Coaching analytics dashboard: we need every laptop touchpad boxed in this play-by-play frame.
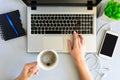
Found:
[43,36,63,51]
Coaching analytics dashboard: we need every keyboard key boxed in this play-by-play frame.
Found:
[45,31,61,34]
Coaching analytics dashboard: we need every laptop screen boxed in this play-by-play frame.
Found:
[24,0,98,6]
[37,0,95,4]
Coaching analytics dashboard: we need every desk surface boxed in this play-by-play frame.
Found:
[0,0,120,80]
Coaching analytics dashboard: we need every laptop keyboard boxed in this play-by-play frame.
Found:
[31,14,93,34]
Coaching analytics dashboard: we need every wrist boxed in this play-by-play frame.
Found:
[16,75,29,80]
[75,54,85,63]
[76,58,85,64]
[75,57,88,71]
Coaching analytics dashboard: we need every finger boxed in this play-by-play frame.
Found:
[34,69,40,76]
[28,65,39,77]
[73,31,79,48]
[28,70,36,78]
[24,62,38,74]
[68,40,72,52]
[34,67,40,75]
[34,68,40,74]
[34,72,39,76]
[79,35,85,45]
[25,62,37,68]
[78,35,81,48]
[27,62,37,66]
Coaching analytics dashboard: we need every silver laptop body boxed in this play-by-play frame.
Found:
[24,0,101,53]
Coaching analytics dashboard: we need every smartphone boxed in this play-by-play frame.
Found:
[99,31,118,59]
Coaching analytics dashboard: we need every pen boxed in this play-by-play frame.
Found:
[5,14,19,36]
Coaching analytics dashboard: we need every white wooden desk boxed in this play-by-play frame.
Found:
[0,0,120,80]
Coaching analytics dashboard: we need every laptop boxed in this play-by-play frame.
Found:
[22,0,101,53]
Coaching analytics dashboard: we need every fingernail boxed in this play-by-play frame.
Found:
[74,31,76,34]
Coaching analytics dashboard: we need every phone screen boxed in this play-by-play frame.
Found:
[100,33,118,57]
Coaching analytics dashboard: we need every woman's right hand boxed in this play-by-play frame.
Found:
[67,31,85,63]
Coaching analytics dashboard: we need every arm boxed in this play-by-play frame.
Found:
[16,62,40,80]
[68,31,94,80]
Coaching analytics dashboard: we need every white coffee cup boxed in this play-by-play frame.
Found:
[37,49,58,70]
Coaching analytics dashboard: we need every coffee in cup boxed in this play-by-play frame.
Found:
[37,49,58,70]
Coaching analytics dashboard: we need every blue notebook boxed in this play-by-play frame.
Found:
[0,10,26,41]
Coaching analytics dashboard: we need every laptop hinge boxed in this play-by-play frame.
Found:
[87,0,93,10]
[31,1,37,10]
